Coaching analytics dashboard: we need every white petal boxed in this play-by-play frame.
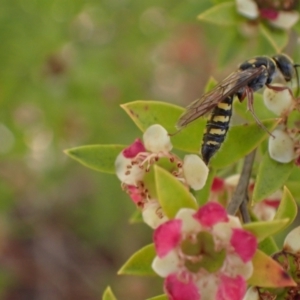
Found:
[152,250,180,277]
[196,274,218,300]
[115,152,145,185]
[263,84,294,116]
[236,0,259,19]
[176,208,202,233]
[213,216,242,243]
[268,129,295,163]
[252,202,276,221]
[269,11,299,30]
[143,124,172,153]
[183,154,209,190]
[142,201,168,229]
[224,174,240,188]
[284,226,300,254]
[243,287,260,300]
[225,254,254,279]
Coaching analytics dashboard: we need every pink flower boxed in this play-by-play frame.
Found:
[152,203,257,300]
[115,124,209,229]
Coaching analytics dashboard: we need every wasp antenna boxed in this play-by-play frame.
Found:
[294,64,300,97]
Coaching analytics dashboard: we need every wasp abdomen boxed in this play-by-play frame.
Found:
[201,96,233,164]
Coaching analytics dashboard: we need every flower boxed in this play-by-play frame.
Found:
[115,124,209,229]
[152,202,257,300]
[268,128,296,163]
[236,0,299,30]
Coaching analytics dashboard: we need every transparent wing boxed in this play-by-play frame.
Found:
[177,65,266,129]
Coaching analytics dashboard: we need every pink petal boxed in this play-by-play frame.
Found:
[230,228,257,263]
[122,138,146,158]
[216,275,246,300]
[260,8,279,20]
[193,202,229,227]
[164,273,201,300]
[263,199,280,208]
[127,185,143,204]
[153,219,182,258]
[211,177,225,192]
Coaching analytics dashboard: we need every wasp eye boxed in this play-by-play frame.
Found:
[273,54,294,81]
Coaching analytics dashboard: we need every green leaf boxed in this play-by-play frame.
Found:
[286,167,300,201]
[259,23,289,53]
[243,219,290,242]
[65,145,125,174]
[248,249,296,287]
[154,165,198,218]
[252,153,294,203]
[121,101,205,153]
[197,2,240,26]
[102,287,117,300]
[274,187,297,228]
[118,244,156,276]
[259,236,279,256]
[129,210,143,224]
[210,119,279,168]
[146,295,168,300]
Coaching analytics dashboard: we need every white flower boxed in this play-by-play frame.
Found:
[268,129,295,163]
[263,84,294,116]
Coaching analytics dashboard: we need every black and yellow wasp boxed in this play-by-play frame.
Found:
[176,54,299,165]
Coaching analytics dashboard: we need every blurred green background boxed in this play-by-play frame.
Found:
[0,1,216,299]
[1,0,299,299]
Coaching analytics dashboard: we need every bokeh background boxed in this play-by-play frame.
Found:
[1,1,300,299]
[0,1,215,299]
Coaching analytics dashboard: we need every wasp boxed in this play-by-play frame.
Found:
[176,54,300,165]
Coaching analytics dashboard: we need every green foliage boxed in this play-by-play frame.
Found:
[146,295,168,300]
[118,244,157,276]
[253,153,294,203]
[102,287,117,300]
[249,250,295,287]
[65,145,125,174]
[154,165,197,218]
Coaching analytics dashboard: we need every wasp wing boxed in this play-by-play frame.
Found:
[177,65,266,129]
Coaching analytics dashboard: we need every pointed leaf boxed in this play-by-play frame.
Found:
[248,249,296,287]
[259,23,289,53]
[121,101,205,153]
[154,165,198,218]
[252,153,293,203]
[65,145,125,174]
[243,219,290,242]
[147,295,168,300]
[274,187,297,228]
[118,244,156,276]
[259,236,279,256]
[102,287,117,300]
[129,210,143,224]
[197,2,241,26]
[210,119,279,168]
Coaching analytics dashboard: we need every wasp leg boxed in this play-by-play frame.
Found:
[245,86,275,137]
[266,84,294,97]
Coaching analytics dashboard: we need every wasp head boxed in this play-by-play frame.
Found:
[272,53,295,82]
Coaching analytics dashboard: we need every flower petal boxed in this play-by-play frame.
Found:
[153,219,182,258]
[268,129,295,163]
[143,124,172,153]
[230,228,257,263]
[216,275,246,300]
[152,250,180,278]
[164,273,201,300]
[123,138,146,158]
[176,208,202,233]
[243,287,259,300]
[142,201,168,229]
[225,254,254,280]
[236,0,259,19]
[211,177,225,192]
[183,154,209,190]
[284,226,300,254]
[269,11,299,30]
[212,216,242,243]
[115,152,145,185]
[194,202,229,227]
